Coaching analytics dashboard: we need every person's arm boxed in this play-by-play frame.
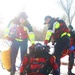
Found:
[49,55,58,70]
[20,56,28,75]
[44,21,60,45]
[4,22,16,41]
[26,21,35,45]
[4,20,13,38]
[44,29,53,45]
[49,55,60,75]
[4,27,10,38]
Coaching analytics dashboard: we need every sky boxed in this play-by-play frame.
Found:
[0,0,75,30]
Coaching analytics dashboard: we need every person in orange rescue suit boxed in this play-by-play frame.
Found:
[20,43,60,75]
[67,25,75,75]
[44,16,70,74]
[4,12,35,75]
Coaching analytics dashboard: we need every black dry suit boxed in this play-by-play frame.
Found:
[46,18,70,73]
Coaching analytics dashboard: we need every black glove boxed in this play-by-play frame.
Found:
[43,45,50,52]
[20,73,24,75]
[53,69,60,75]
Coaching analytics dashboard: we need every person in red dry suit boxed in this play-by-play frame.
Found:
[20,43,60,75]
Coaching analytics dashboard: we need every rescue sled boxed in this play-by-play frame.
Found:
[0,39,12,71]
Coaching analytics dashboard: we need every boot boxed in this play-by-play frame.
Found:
[68,71,75,75]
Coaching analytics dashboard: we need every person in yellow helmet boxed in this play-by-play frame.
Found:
[44,16,70,74]
[4,12,35,75]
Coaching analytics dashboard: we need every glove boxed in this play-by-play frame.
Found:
[20,73,24,75]
[69,46,75,51]
[53,69,60,75]
[44,40,49,45]
[29,44,35,51]
[43,45,50,52]
[52,41,55,45]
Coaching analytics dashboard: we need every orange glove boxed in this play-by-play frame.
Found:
[44,40,49,45]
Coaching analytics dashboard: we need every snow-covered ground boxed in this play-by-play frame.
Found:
[60,55,75,75]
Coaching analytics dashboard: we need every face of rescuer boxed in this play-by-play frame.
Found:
[44,16,52,27]
[45,17,51,24]
[18,12,28,24]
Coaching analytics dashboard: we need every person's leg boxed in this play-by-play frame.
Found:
[54,36,70,74]
[68,51,75,75]
[20,38,28,62]
[54,45,61,67]
[10,40,19,75]
[54,43,63,74]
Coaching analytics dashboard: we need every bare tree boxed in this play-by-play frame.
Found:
[57,0,75,26]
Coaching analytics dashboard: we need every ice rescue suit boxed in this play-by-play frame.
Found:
[44,18,70,73]
[5,20,35,74]
[20,47,59,75]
